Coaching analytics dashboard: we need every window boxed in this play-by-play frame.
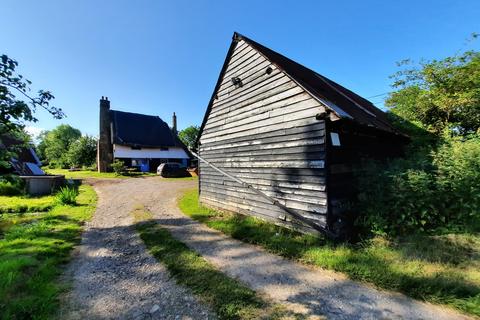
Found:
[330,132,341,146]
[160,147,169,151]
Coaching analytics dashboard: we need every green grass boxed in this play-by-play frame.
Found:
[44,168,156,179]
[0,185,97,320]
[132,206,300,320]
[0,194,56,214]
[179,188,480,317]
[161,176,198,181]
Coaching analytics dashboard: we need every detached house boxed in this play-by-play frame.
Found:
[197,33,408,238]
[97,97,190,172]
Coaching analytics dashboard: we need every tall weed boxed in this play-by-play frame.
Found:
[55,186,78,205]
[357,134,480,236]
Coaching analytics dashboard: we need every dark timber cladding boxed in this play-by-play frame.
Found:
[197,32,408,236]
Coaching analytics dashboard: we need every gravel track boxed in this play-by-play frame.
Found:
[59,178,216,320]
[62,177,471,320]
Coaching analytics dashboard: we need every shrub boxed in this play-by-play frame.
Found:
[55,186,78,205]
[0,176,24,196]
[357,134,480,236]
[110,159,126,176]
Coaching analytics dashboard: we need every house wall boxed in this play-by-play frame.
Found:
[113,144,189,159]
[198,39,328,233]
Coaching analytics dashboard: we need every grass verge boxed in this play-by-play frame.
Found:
[44,168,156,179]
[0,185,97,319]
[179,188,480,317]
[132,205,300,320]
[0,194,56,213]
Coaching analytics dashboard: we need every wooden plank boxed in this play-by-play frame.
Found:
[229,40,250,59]
[199,197,326,233]
[200,188,327,215]
[199,165,326,177]
[224,46,256,74]
[199,170,326,185]
[204,152,326,163]
[210,74,295,116]
[200,191,325,220]
[222,51,264,83]
[206,97,321,133]
[200,183,327,206]
[200,144,325,158]
[200,122,326,149]
[200,179,326,198]
[216,67,282,101]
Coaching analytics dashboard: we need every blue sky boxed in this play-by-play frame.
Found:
[2,0,479,138]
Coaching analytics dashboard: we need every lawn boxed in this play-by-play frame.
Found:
[44,168,156,179]
[0,185,97,319]
[44,168,198,181]
[178,188,480,317]
[132,205,298,320]
[0,194,56,213]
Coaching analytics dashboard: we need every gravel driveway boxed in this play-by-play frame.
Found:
[61,177,471,320]
[59,178,215,320]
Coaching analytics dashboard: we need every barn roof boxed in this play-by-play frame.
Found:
[198,32,402,144]
[109,110,183,148]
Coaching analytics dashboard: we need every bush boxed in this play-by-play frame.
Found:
[110,159,126,176]
[357,134,480,236]
[0,176,24,196]
[55,186,78,205]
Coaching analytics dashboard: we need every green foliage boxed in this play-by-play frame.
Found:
[65,135,97,168]
[110,159,126,175]
[0,54,64,135]
[133,206,291,320]
[40,124,81,168]
[178,188,480,317]
[0,185,96,319]
[0,194,55,214]
[178,125,199,150]
[386,47,480,135]
[0,175,24,196]
[55,186,78,205]
[357,134,480,236]
[0,54,64,171]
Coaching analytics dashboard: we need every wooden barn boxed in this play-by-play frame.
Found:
[197,33,408,238]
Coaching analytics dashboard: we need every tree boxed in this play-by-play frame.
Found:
[0,54,64,135]
[40,124,81,168]
[386,47,480,136]
[0,54,64,169]
[178,125,199,149]
[66,135,97,168]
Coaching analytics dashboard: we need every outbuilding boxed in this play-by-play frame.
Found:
[197,33,408,238]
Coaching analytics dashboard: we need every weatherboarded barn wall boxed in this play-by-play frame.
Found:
[198,39,328,232]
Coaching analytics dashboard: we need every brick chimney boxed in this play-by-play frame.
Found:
[172,112,177,135]
[97,96,113,172]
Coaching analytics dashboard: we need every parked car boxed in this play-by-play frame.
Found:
[156,163,189,178]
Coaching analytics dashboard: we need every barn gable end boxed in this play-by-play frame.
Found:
[198,33,408,236]
[198,37,329,232]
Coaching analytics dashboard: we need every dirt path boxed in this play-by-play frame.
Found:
[63,177,471,320]
[59,178,216,320]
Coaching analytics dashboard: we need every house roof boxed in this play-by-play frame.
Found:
[197,32,402,144]
[109,110,183,148]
